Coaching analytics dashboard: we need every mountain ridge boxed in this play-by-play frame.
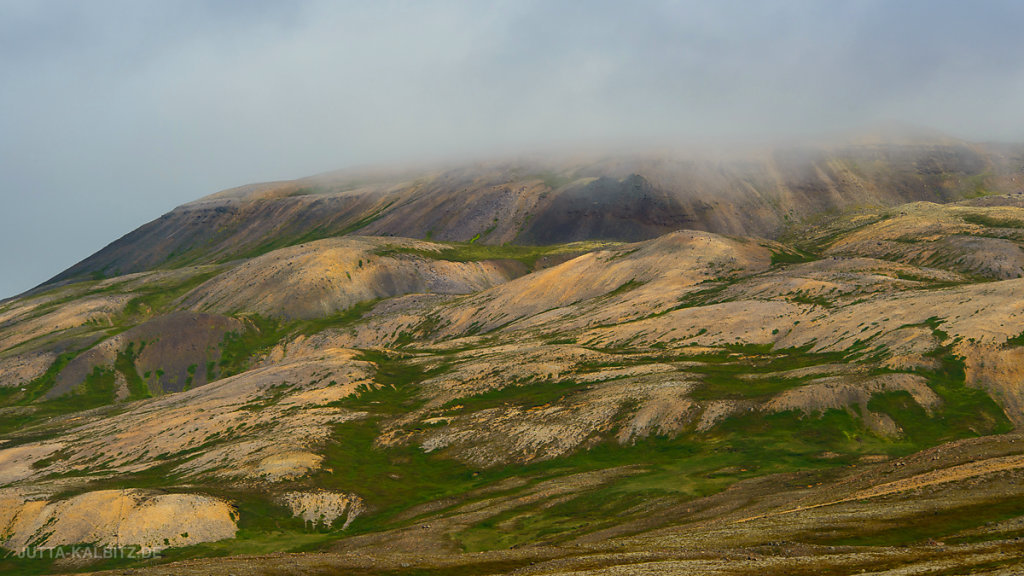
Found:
[40,137,1024,290]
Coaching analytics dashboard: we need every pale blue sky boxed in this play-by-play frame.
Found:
[3,0,1024,297]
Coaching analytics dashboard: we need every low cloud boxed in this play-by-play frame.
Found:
[2,0,1024,297]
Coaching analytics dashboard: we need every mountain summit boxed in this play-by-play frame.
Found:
[45,137,1019,286]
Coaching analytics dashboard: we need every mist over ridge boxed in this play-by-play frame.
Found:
[3,1,1024,297]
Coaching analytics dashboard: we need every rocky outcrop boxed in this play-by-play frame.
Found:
[0,351,55,388]
[281,490,365,529]
[0,489,236,552]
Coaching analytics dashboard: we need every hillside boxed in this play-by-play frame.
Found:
[3,138,1024,575]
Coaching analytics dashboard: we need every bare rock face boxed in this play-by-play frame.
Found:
[0,489,236,552]
[281,490,365,530]
[0,351,55,388]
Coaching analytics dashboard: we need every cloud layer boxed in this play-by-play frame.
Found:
[3,0,1024,297]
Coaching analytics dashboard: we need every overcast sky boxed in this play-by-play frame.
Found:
[3,0,1024,298]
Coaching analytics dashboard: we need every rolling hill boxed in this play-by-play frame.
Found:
[3,135,1024,575]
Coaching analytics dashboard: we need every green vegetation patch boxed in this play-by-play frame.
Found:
[217,315,289,378]
[780,207,891,255]
[296,299,379,336]
[868,354,1011,445]
[440,379,587,415]
[788,291,833,307]
[893,270,962,287]
[315,417,494,530]
[317,351,902,550]
[456,408,887,551]
[115,342,150,400]
[868,317,1013,444]
[815,496,1024,547]
[0,350,123,437]
[374,240,615,271]
[121,268,222,318]
[237,382,292,412]
[43,366,117,415]
[0,351,78,409]
[961,212,1024,229]
[232,201,397,262]
[1005,329,1024,347]
[315,352,518,530]
[604,279,644,298]
[770,247,819,266]
[687,344,852,400]
[691,369,813,400]
[330,350,449,415]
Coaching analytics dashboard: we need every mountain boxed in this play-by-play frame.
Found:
[3,135,1024,575]
[42,138,1024,286]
